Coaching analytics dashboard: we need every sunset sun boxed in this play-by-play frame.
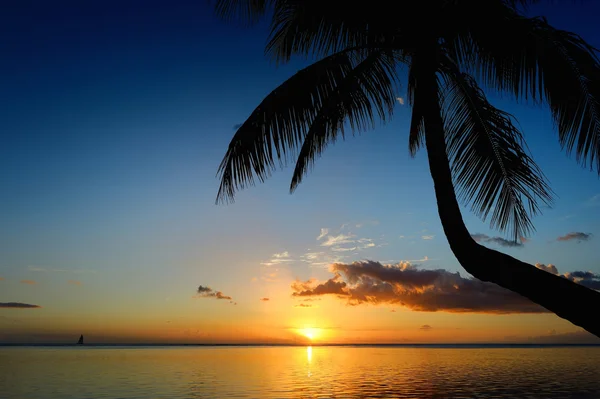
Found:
[299,328,320,341]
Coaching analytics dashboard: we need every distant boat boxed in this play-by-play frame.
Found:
[77,334,84,345]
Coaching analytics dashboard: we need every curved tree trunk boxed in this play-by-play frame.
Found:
[415,53,600,338]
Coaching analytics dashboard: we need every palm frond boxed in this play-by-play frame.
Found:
[290,51,399,191]
[265,0,402,64]
[440,64,554,241]
[211,0,273,26]
[448,8,600,172]
[216,49,369,203]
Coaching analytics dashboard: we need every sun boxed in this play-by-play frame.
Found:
[299,327,319,341]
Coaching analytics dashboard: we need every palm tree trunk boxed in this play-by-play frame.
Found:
[416,54,600,338]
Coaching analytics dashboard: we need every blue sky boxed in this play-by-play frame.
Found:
[0,0,599,343]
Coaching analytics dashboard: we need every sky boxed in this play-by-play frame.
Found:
[1,0,600,345]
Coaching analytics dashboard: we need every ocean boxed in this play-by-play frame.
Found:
[1,345,600,398]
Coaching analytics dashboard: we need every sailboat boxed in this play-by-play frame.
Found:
[77,334,84,345]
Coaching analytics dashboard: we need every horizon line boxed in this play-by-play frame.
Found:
[2,343,600,347]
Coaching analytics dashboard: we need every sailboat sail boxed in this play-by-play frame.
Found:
[77,334,84,345]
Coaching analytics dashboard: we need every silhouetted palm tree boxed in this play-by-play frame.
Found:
[212,0,600,337]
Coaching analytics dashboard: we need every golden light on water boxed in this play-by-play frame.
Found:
[306,345,312,363]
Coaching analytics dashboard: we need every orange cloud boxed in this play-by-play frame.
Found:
[291,260,548,314]
[68,280,82,286]
[557,232,592,242]
[20,280,37,285]
[0,277,4,281]
[260,297,270,301]
[294,303,314,308]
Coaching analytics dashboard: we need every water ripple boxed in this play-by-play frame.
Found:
[1,346,599,398]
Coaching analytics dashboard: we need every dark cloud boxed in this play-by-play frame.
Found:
[291,273,347,297]
[0,302,41,309]
[420,324,433,331]
[233,123,243,130]
[195,285,233,301]
[291,260,546,314]
[471,234,524,248]
[527,330,600,344]
[260,297,270,301]
[564,271,600,290]
[557,232,593,242]
[294,303,313,308]
[534,264,600,290]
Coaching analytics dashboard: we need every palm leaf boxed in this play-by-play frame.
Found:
[440,63,554,241]
[265,0,403,64]
[448,8,600,172]
[210,0,273,26]
[290,50,399,191]
[217,48,374,203]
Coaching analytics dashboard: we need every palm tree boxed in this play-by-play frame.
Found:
[211,0,600,337]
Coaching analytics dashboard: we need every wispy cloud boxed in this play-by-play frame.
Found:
[194,285,234,301]
[294,303,316,308]
[316,228,329,240]
[471,233,525,248]
[290,260,548,313]
[396,97,405,105]
[585,194,600,206]
[261,251,294,266]
[421,235,435,240]
[20,280,37,285]
[260,297,270,301]
[27,266,96,274]
[0,277,4,281]
[0,302,41,309]
[556,232,593,242]
[321,233,355,247]
[420,324,433,331]
[67,280,82,286]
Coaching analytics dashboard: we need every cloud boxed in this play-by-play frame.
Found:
[420,324,432,331]
[261,251,294,267]
[67,280,82,286]
[534,263,558,275]
[321,234,355,247]
[20,280,37,285]
[0,302,41,309]
[585,194,600,206]
[290,260,548,313]
[195,285,233,301]
[27,266,96,274]
[233,123,243,130]
[471,233,524,248]
[294,303,314,308]
[260,297,270,301]
[556,232,593,242]
[316,228,329,240]
[0,277,4,281]
[535,263,600,290]
[396,97,405,105]
[421,235,434,240]
[292,273,347,297]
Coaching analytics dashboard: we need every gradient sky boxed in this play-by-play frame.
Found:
[1,0,600,344]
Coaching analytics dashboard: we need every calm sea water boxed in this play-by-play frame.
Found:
[1,346,600,398]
